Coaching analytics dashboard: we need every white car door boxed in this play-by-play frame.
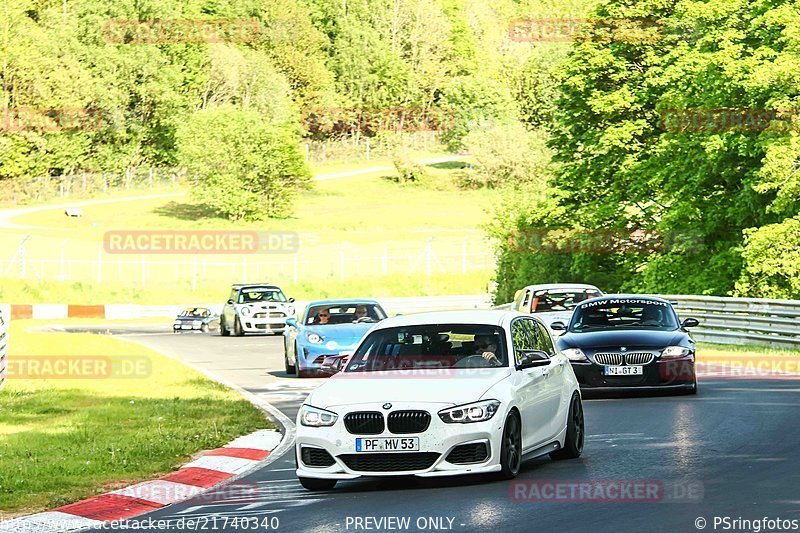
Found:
[532,320,570,439]
[509,318,554,449]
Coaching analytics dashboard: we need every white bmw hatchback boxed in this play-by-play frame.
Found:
[295,310,585,490]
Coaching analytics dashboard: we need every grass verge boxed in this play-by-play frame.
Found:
[0,320,271,516]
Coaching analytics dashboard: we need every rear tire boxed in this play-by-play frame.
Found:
[497,412,522,479]
[234,316,244,336]
[298,477,337,491]
[550,393,584,460]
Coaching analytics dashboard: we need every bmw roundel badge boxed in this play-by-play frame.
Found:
[383,403,392,410]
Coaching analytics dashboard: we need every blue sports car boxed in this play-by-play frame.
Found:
[283,299,388,377]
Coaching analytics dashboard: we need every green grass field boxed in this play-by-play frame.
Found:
[0,156,497,304]
[0,320,271,516]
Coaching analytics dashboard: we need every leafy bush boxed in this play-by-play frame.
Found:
[176,106,310,220]
[736,216,800,298]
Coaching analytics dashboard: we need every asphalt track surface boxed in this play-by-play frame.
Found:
[66,325,800,533]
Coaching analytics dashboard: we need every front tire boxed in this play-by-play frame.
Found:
[220,317,230,336]
[285,341,297,375]
[497,412,522,479]
[550,393,584,460]
[234,316,244,336]
[298,477,336,491]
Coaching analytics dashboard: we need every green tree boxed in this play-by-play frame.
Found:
[176,106,310,220]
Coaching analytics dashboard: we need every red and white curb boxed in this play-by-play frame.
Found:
[3,429,283,533]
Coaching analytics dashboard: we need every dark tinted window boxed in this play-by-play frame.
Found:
[570,298,679,331]
[347,324,508,371]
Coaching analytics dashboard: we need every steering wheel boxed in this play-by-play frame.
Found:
[354,316,376,324]
[454,354,494,368]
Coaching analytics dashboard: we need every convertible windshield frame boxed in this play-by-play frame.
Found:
[345,323,509,373]
[568,298,679,332]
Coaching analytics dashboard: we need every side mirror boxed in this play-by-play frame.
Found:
[289,297,296,303]
[285,317,298,328]
[516,350,551,370]
[550,321,566,331]
[681,317,700,328]
[226,299,234,305]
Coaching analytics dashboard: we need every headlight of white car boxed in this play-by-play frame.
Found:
[438,400,500,424]
[287,305,296,316]
[307,333,323,344]
[662,346,692,358]
[240,307,251,316]
[562,348,587,361]
[300,405,338,427]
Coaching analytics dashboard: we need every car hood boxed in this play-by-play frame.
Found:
[307,368,512,409]
[303,323,375,346]
[558,329,687,350]
[533,311,574,325]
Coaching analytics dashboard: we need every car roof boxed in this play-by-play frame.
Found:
[233,284,282,291]
[371,310,524,330]
[521,283,601,292]
[305,299,382,307]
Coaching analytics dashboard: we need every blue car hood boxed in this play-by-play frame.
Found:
[303,323,375,346]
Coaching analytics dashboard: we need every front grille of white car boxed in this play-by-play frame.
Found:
[339,452,440,472]
[594,351,655,366]
[344,412,384,434]
[387,411,431,434]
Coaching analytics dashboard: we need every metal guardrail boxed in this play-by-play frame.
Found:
[496,294,800,349]
[661,295,800,349]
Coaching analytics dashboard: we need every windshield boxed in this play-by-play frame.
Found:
[179,308,208,317]
[306,303,387,325]
[238,289,287,304]
[531,289,602,312]
[569,298,679,331]
[345,324,508,372]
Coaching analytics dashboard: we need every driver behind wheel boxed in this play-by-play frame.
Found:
[354,305,368,321]
[474,334,501,367]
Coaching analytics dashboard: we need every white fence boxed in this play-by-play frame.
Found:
[0,238,494,290]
